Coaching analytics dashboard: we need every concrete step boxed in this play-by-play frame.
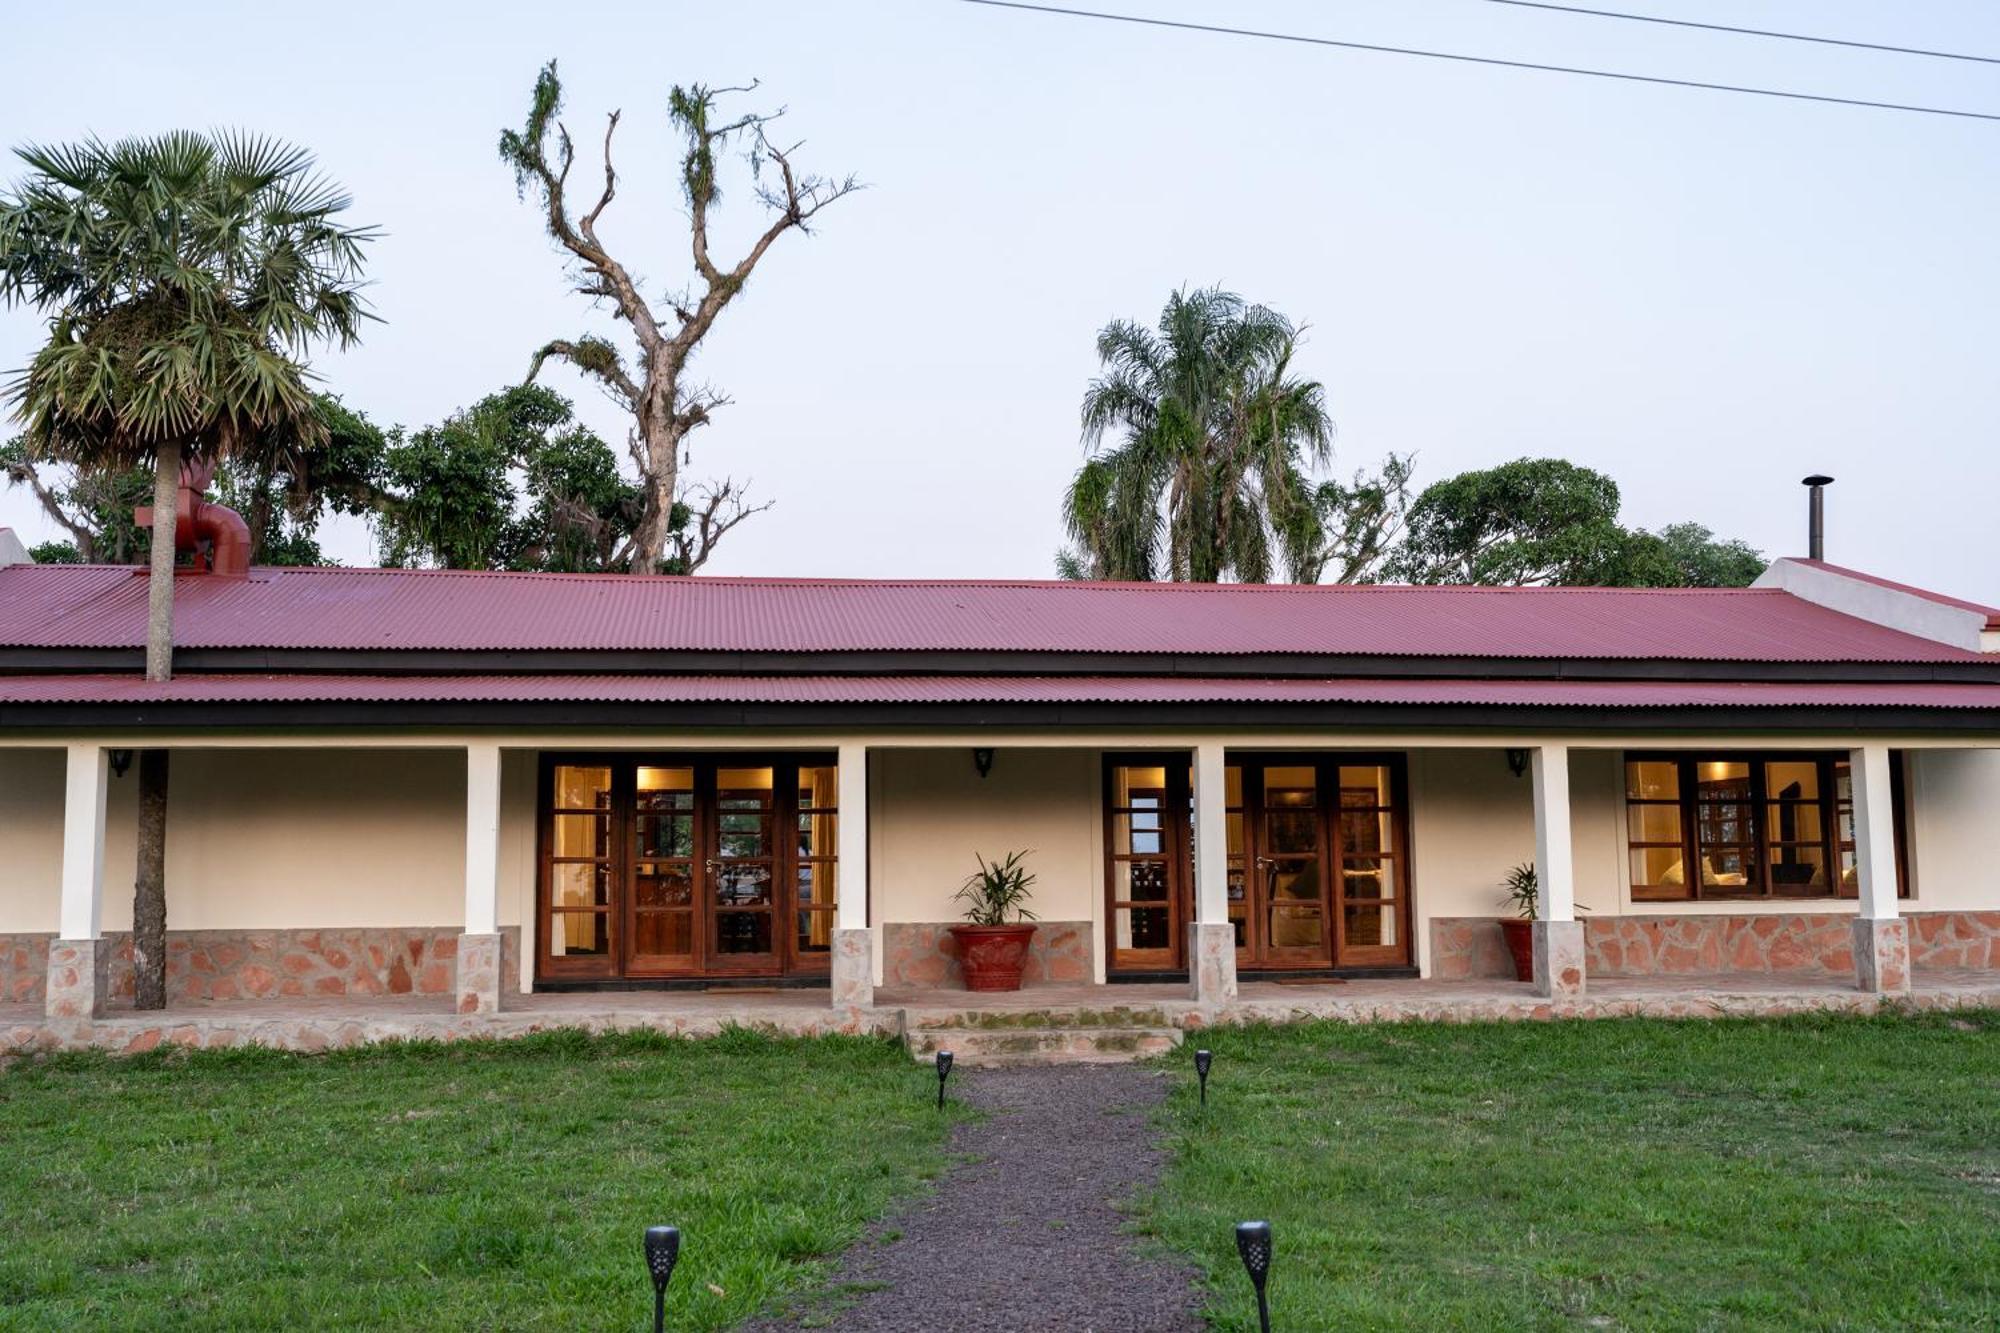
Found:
[905,1024,1183,1066]
[898,1003,1181,1032]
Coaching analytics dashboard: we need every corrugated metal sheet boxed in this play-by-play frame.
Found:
[0,565,1984,662]
[6,674,2000,709]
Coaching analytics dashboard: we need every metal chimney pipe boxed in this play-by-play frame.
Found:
[1801,474,1834,561]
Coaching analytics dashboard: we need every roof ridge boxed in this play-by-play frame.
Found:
[185,566,1787,596]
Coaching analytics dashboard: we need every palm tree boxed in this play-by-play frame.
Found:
[0,131,372,1007]
[1059,287,1334,583]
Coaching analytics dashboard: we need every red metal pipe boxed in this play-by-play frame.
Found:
[133,456,253,577]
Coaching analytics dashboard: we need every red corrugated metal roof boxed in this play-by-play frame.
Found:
[6,674,2000,710]
[0,564,1984,662]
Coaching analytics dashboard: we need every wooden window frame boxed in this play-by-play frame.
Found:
[1101,752,1192,975]
[1623,750,1911,903]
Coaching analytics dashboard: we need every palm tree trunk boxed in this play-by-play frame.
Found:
[133,749,170,1010]
[135,442,180,1011]
[146,441,180,682]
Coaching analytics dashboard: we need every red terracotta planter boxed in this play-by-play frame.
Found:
[949,923,1038,992]
[1499,918,1535,983]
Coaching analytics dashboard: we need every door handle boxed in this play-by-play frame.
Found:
[704,857,721,873]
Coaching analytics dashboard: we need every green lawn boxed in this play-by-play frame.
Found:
[0,1029,954,1331]
[1143,1009,2000,1332]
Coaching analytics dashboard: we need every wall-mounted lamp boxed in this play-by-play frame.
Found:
[972,747,995,780]
[109,749,134,779]
[1505,748,1530,780]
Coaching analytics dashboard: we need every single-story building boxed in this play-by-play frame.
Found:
[3,533,1999,1049]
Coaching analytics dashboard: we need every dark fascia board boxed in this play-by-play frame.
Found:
[8,699,2000,733]
[6,646,2000,684]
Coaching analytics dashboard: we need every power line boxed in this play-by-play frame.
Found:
[956,0,2000,124]
[1480,1,2000,68]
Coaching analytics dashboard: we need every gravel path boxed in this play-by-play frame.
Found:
[745,1064,1203,1332]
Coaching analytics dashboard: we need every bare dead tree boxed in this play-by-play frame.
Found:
[500,62,858,572]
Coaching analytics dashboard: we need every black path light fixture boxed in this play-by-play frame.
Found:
[935,1049,955,1109]
[644,1225,681,1333]
[1194,1048,1213,1108]
[1236,1220,1273,1333]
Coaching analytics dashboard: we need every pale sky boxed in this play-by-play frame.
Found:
[3,1,1997,600]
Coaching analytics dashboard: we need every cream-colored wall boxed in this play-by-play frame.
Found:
[0,748,538,935]
[0,748,64,933]
[1906,749,1999,911]
[870,747,1104,979]
[1405,750,1626,974]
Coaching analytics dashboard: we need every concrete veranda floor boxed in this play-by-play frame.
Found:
[5,968,1998,1055]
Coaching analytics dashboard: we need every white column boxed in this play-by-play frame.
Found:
[1848,744,1910,994]
[1530,744,1575,923]
[455,743,504,1015]
[1192,742,1228,924]
[463,743,502,936]
[1529,743,1585,998]
[836,743,869,932]
[48,743,112,1022]
[1189,741,1237,1006]
[831,743,873,1008]
[1849,745,1900,920]
[58,743,110,940]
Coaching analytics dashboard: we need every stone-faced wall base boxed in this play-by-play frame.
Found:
[1532,920,1586,999]
[455,932,504,1014]
[1432,911,1997,981]
[880,921,1092,989]
[1853,917,1911,994]
[831,928,874,1008]
[45,938,110,1021]
[1189,922,1238,1006]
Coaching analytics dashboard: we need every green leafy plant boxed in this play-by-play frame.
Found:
[1501,862,1588,918]
[955,850,1039,926]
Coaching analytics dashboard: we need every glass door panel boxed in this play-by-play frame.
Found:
[1254,764,1330,965]
[794,764,839,961]
[630,765,697,969]
[546,765,615,973]
[711,766,778,965]
[1334,764,1407,966]
[1106,761,1187,972]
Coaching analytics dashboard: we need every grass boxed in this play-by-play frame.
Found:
[0,1028,956,1331]
[1143,1009,2000,1332]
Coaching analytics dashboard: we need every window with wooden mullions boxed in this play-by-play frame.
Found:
[1625,752,1908,902]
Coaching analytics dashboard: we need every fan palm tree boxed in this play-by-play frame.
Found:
[1059,287,1334,583]
[0,131,372,1007]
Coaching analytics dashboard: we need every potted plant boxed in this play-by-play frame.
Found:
[1498,863,1588,982]
[1498,864,1540,983]
[949,850,1039,992]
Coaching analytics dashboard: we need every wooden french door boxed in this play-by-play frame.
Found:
[1102,753,1412,976]
[1232,756,1411,970]
[539,754,839,983]
[1104,756,1193,973]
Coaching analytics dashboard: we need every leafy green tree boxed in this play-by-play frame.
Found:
[0,131,372,1008]
[372,384,642,573]
[1059,287,1337,583]
[1386,457,1763,587]
[5,394,389,568]
[0,435,151,563]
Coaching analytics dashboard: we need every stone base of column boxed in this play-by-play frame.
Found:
[1188,922,1238,1007]
[46,937,111,1022]
[454,932,503,1015]
[831,928,875,1008]
[1531,920,1586,999]
[1852,917,1911,995]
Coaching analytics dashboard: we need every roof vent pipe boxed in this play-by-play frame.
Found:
[1801,474,1833,562]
